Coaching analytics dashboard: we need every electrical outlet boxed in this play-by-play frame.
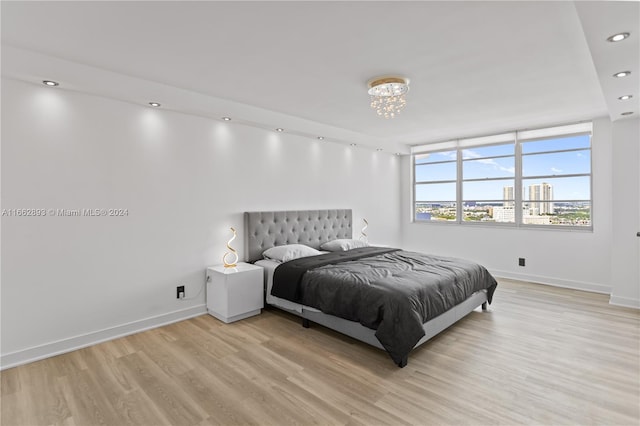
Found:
[176,285,185,299]
[518,258,526,267]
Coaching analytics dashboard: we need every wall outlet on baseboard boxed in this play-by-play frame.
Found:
[518,258,526,267]
[176,285,185,299]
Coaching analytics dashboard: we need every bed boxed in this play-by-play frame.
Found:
[244,209,497,367]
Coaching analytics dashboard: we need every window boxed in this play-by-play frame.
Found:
[412,122,592,228]
[415,150,457,221]
[462,141,515,223]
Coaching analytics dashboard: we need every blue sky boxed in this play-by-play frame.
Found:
[415,135,591,202]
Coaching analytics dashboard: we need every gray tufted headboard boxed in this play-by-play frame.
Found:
[244,209,352,262]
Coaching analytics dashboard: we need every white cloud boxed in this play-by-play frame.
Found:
[464,149,514,174]
[463,150,481,159]
[441,151,457,160]
[551,167,562,173]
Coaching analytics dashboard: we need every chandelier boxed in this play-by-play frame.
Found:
[367,76,410,119]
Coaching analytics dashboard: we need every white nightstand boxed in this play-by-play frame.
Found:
[206,262,264,323]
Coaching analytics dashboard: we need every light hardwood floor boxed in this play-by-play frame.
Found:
[2,279,639,426]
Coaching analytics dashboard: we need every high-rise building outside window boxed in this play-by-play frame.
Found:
[503,186,514,207]
[527,183,554,216]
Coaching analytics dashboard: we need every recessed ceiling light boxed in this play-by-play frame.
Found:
[350,143,357,147]
[275,128,284,132]
[618,95,633,100]
[376,148,383,152]
[395,153,401,156]
[317,136,325,140]
[613,71,631,78]
[607,32,630,42]
[621,111,634,116]
[222,117,231,121]
[149,102,161,107]
[42,80,59,86]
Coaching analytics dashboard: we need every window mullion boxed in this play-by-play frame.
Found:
[522,173,590,180]
[462,176,515,183]
[456,143,462,223]
[412,156,416,222]
[462,153,515,161]
[515,133,523,226]
[415,179,458,185]
[522,147,590,156]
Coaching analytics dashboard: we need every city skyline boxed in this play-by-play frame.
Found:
[502,183,554,214]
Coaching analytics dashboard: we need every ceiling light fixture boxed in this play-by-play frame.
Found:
[376,148,383,152]
[613,71,631,78]
[621,111,634,116]
[222,117,231,121]
[42,80,59,86]
[149,102,161,107]
[607,32,630,42]
[317,136,325,140]
[275,128,284,132]
[350,143,357,147]
[618,95,633,100]
[367,76,409,119]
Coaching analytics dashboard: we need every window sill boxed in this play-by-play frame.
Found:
[411,220,593,233]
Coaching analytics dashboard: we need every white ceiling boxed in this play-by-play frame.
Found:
[1,1,638,153]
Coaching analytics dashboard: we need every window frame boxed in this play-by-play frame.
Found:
[411,122,593,231]
[461,141,516,225]
[413,147,459,222]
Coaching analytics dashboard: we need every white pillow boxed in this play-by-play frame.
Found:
[262,244,322,263]
[320,238,369,252]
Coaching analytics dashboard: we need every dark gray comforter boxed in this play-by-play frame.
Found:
[271,247,498,366]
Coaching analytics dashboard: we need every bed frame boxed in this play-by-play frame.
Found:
[244,209,488,367]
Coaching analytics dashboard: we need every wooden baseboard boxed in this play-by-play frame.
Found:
[490,269,611,294]
[609,295,640,309]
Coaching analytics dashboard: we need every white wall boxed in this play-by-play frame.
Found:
[610,118,640,308]
[0,79,402,368]
[400,117,614,294]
